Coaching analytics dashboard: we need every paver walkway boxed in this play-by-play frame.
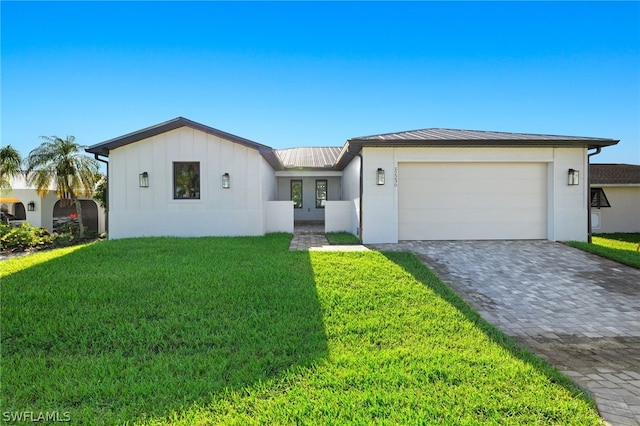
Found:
[369,240,640,426]
[289,223,369,251]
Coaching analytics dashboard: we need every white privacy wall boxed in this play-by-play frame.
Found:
[339,155,361,237]
[357,146,589,244]
[108,127,268,239]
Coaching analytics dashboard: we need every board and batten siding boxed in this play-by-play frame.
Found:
[108,127,267,239]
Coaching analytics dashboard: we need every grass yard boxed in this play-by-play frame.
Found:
[1,234,603,425]
[325,231,360,245]
[568,233,640,269]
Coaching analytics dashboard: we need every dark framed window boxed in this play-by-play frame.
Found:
[316,180,327,208]
[291,180,302,208]
[591,188,611,208]
[174,162,200,199]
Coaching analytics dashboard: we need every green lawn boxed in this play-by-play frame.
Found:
[568,233,640,269]
[1,235,603,425]
[325,231,360,245]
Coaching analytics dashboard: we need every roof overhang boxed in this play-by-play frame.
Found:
[86,117,284,170]
[334,137,620,170]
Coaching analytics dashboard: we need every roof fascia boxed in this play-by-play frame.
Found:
[590,183,640,187]
[347,138,619,149]
[85,117,284,170]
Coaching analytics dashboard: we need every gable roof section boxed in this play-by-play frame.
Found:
[590,164,640,185]
[334,128,619,169]
[276,147,341,170]
[86,117,284,170]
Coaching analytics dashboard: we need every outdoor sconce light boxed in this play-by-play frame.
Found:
[568,169,579,186]
[27,201,36,212]
[222,172,230,189]
[376,168,385,185]
[139,172,149,188]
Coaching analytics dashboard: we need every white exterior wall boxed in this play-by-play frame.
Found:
[548,148,589,241]
[592,186,640,233]
[325,200,357,233]
[275,172,341,222]
[356,146,589,244]
[2,175,106,233]
[265,201,294,233]
[261,157,277,232]
[108,127,268,239]
[340,155,361,237]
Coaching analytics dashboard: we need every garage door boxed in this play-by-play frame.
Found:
[398,163,547,240]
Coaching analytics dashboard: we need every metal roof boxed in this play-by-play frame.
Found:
[590,164,640,185]
[86,119,620,173]
[276,147,341,170]
[334,128,620,169]
[86,117,284,170]
[352,128,619,143]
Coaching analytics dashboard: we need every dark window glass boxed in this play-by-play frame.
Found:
[590,188,611,208]
[291,180,302,208]
[316,180,327,208]
[174,162,200,199]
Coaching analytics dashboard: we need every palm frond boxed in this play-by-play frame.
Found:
[0,145,23,190]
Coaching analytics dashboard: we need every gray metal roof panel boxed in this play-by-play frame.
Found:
[276,147,342,169]
[352,128,619,143]
[334,128,620,170]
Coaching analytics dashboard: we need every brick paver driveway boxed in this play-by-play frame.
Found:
[370,240,640,426]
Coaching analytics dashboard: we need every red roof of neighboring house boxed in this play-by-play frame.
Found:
[591,164,640,185]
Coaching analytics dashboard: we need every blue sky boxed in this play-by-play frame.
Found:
[2,1,639,165]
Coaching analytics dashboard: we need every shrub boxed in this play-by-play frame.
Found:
[52,232,75,248]
[0,223,52,252]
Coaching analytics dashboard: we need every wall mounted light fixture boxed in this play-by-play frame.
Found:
[27,201,36,211]
[222,172,230,189]
[376,168,385,185]
[568,169,579,186]
[139,172,149,188]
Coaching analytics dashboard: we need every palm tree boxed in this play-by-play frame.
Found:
[25,135,99,238]
[0,145,23,191]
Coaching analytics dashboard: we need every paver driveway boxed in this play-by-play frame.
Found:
[370,240,640,426]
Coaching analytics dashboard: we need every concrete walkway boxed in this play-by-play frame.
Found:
[369,240,640,426]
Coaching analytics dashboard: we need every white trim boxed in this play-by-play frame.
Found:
[275,170,343,177]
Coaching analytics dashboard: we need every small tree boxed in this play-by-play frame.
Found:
[0,145,23,191]
[92,173,107,209]
[25,135,99,239]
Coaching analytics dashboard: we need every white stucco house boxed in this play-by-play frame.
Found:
[0,174,106,234]
[590,164,640,233]
[86,117,618,243]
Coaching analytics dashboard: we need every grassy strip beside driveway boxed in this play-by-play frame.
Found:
[568,233,640,269]
[2,235,603,424]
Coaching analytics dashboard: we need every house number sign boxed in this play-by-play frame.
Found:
[394,166,398,187]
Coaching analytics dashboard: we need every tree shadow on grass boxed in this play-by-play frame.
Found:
[1,234,328,424]
[376,250,595,404]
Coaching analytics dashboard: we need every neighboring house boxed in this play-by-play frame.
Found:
[590,164,640,233]
[0,174,106,234]
[86,117,618,243]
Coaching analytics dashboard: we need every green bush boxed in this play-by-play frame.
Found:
[52,232,75,248]
[0,223,52,251]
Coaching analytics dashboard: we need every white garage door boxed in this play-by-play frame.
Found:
[398,163,547,240]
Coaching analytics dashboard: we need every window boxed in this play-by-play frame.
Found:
[591,188,611,208]
[316,180,327,208]
[291,180,302,208]
[174,162,200,199]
